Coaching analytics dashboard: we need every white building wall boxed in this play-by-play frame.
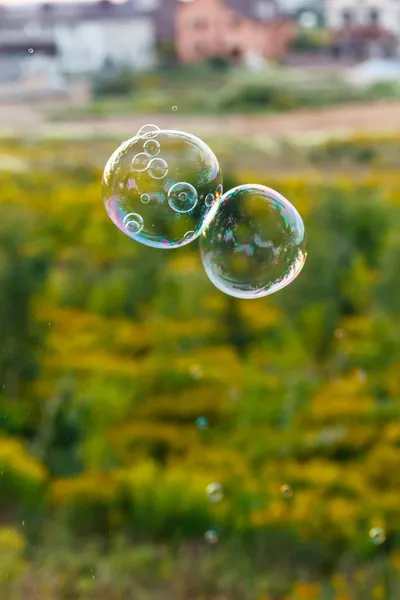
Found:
[54,17,156,74]
[55,22,104,73]
[102,19,156,71]
[325,0,400,34]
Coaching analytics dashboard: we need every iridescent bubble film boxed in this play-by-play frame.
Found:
[200,184,307,299]
[103,126,223,249]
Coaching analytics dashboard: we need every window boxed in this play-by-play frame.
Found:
[342,10,353,26]
[369,9,379,24]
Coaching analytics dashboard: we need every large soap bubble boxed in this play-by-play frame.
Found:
[103,125,223,249]
[200,184,307,299]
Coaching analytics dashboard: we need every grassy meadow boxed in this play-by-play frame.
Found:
[0,130,400,599]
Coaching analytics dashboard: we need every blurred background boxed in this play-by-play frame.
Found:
[1,0,400,598]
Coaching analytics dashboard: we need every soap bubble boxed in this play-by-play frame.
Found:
[369,527,386,545]
[132,153,151,172]
[205,193,215,207]
[196,416,209,430]
[206,483,223,503]
[144,139,160,157]
[205,530,219,544]
[280,484,293,499]
[28,48,34,54]
[103,127,222,249]
[123,213,143,235]
[137,124,160,138]
[148,157,168,180]
[200,184,307,299]
[168,182,198,213]
[172,106,178,111]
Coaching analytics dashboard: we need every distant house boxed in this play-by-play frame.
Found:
[325,0,400,58]
[0,0,156,76]
[175,0,296,64]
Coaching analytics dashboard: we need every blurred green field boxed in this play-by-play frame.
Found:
[51,65,400,120]
[1,131,400,599]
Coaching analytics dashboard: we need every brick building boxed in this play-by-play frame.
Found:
[175,0,296,63]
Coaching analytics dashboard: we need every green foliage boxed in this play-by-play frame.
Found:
[92,67,137,97]
[0,133,400,597]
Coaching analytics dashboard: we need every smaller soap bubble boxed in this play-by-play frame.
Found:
[140,193,151,204]
[196,416,209,431]
[123,213,143,235]
[168,182,198,213]
[216,184,223,197]
[206,483,223,503]
[280,484,293,499]
[132,152,151,172]
[205,193,215,208]
[369,527,386,545]
[189,364,203,380]
[148,157,168,180]
[205,530,219,544]
[137,124,160,138]
[143,139,160,157]
[172,106,178,111]
[184,230,195,241]
[28,48,34,54]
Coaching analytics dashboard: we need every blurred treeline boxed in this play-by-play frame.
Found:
[1,133,400,599]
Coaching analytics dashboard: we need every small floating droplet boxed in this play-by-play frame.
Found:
[196,416,209,431]
[369,527,386,545]
[206,483,223,503]
[205,529,219,544]
[280,484,293,499]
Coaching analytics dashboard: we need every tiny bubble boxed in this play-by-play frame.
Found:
[280,484,293,499]
[206,483,223,503]
[184,230,195,241]
[205,193,215,208]
[28,48,34,54]
[369,527,386,545]
[172,106,178,111]
[205,529,219,544]
[141,193,151,204]
[196,416,209,431]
